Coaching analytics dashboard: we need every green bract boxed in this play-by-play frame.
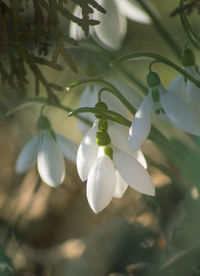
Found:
[182,48,195,67]
[95,102,108,119]
[37,116,52,131]
[146,72,161,87]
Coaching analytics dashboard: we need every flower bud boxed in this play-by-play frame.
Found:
[96,129,111,146]
[182,48,195,67]
[37,115,51,131]
[146,72,161,87]
[104,146,113,160]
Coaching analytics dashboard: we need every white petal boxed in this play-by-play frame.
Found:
[107,78,143,110]
[168,75,186,99]
[76,120,99,181]
[128,93,153,152]
[113,150,155,196]
[108,122,130,154]
[55,134,78,163]
[116,0,151,24]
[16,135,40,174]
[101,91,127,117]
[78,85,98,134]
[159,85,200,135]
[186,81,200,117]
[113,171,128,198]
[37,132,65,187]
[86,153,116,213]
[132,150,147,169]
[69,5,85,40]
[93,0,127,49]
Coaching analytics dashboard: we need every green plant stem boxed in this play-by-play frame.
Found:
[68,78,137,114]
[68,107,131,127]
[179,0,200,51]
[6,97,92,126]
[135,0,181,59]
[111,52,200,87]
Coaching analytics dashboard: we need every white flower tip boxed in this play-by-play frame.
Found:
[145,184,156,196]
[42,178,63,188]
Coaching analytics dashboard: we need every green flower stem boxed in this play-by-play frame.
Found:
[68,107,132,127]
[111,52,200,87]
[6,97,93,126]
[179,0,200,51]
[135,0,181,59]
[68,78,137,114]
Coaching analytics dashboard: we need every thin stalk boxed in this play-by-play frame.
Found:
[6,97,93,126]
[68,78,137,114]
[68,107,132,127]
[111,52,200,87]
[179,0,200,51]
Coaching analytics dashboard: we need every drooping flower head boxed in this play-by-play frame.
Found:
[16,115,78,187]
[128,71,200,153]
[76,101,155,213]
[168,48,200,118]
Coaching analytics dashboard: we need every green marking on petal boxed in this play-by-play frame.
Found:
[104,146,113,160]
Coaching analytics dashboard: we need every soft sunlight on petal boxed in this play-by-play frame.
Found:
[16,135,40,174]
[37,132,65,187]
[93,0,127,49]
[128,93,153,152]
[86,153,116,213]
[76,120,99,181]
[108,122,130,154]
[159,85,200,135]
[114,171,128,198]
[132,150,147,169]
[78,85,98,134]
[55,133,78,163]
[168,75,186,99]
[116,0,151,24]
[113,150,155,196]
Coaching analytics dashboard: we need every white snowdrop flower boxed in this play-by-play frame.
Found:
[129,71,200,153]
[76,119,154,213]
[69,0,157,50]
[168,48,200,118]
[16,116,78,187]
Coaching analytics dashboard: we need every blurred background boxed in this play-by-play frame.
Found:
[1,0,200,275]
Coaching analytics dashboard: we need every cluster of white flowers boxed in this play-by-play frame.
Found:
[16,46,200,213]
